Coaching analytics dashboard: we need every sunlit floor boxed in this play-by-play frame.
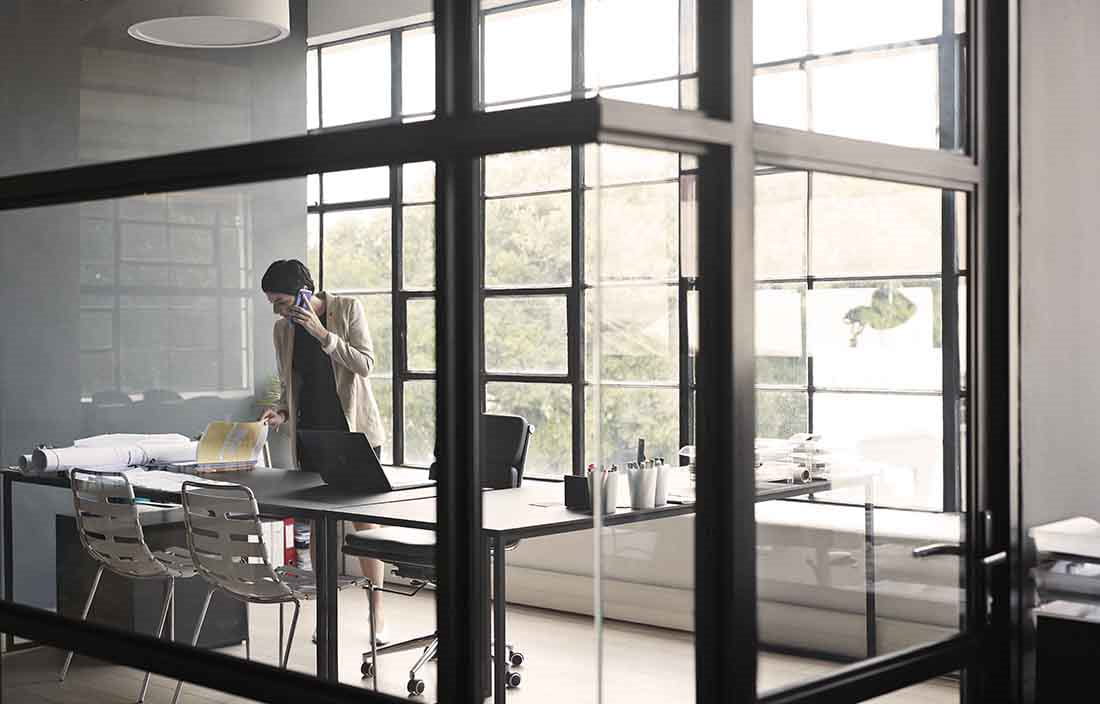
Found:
[2,590,958,703]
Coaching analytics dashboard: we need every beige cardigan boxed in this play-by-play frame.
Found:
[272,292,385,466]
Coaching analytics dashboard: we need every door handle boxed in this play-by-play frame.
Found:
[912,543,962,558]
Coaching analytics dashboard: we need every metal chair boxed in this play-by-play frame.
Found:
[61,469,196,704]
[175,480,365,703]
[343,414,534,696]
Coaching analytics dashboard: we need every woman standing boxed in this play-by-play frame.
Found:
[259,259,389,642]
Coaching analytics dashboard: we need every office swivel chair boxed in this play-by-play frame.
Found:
[61,469,197,704]
[342,414,534,696]
[175,481,367,704]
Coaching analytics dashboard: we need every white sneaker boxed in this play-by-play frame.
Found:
[372,628,388,646]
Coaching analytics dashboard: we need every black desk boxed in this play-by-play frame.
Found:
[1,467,435,682]
[346,478,832,703]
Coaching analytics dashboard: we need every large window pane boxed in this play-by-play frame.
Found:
[756,285,806,385]
[585,183,679,283]
[485,193,572,287]
[809,280,942,391]
[585,386,679,465]
[810,45,941,150]
[403,205,436,290]
[372,377,395,465]
[403,161,436,204]
[756,389,808,438]
[753,0,966,151]
[755,169,808,279]
[306,48,319,130]
[483,0,571,105]
[321,35,391,126]
[486,382,572,474]
[810,174,943,277]
[586,286,679,383]
[306,213,320,277]
[353,294,393,376]
[585,0,679,89]
[321,167,389,204]
[407,298,436,372]
[402,26,436,116]
[485,296,568,374]
[322,208,391,291]
[404,380,436,466]
[583,144,679,188]
[485,147,571,196]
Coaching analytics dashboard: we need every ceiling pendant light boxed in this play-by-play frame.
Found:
[128,0,290,49]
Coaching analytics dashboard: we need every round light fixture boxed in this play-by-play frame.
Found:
[128,0,290,49]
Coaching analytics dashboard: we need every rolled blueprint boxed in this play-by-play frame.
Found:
[30,439,198,473]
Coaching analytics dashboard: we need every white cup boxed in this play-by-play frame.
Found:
[654,464,672,506]
[627,465,657,509]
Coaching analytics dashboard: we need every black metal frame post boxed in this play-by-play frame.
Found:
[434,3,485,704]
[695,1,756,703]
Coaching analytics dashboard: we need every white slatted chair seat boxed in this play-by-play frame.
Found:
[71,469,189,580]
[65,469,195,704]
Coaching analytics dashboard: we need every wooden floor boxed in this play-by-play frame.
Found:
[2,590,958,703]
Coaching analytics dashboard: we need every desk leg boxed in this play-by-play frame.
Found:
[315,517,340,681]
[493,535,507,704]
[864,500,877,658]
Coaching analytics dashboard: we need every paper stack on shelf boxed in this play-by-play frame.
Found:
[1031,517,1100,559]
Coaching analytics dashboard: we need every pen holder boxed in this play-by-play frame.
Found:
[587,471,618,514]
[654,463,671,506]
[564,475,591,510]
[626,465,657,509]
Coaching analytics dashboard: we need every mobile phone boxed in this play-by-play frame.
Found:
[293,288,312,323]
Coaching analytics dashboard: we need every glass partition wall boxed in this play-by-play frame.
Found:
[0,1,1011,704]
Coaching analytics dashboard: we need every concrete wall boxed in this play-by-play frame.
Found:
[1020,0,1100,529]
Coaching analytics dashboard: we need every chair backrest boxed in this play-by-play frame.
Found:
[180,481,292,603]
[70,469,169,579]
[429,414,534,489]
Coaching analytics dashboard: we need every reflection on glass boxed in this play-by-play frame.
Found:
[321,167,389,204]
[403,205,435,290]
[485,296,568,374]
[321,35,391,126]
[353,294,393,376]
[485,193,571,288]
[809,281,942,391]
[486,382,572,474]
[407,298,436,372]
[586,286,679,383]
[404,380,436,466]
[814,392,943,510]
[402,26,436,116]
[322,208,391,291]
[483,0,571,105]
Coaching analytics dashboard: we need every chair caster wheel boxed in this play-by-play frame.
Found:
[508,651,525,667]
[361,661,375,678]
[408,678,426,696]
[506,671,522,689]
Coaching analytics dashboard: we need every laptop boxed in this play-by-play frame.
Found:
[297,430,434,492]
